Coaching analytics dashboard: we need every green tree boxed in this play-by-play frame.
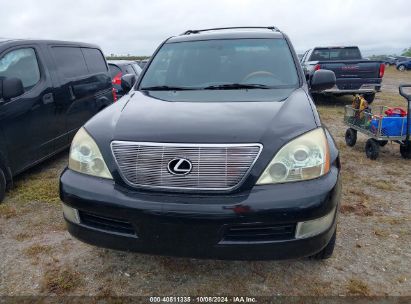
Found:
[402,47,411,56]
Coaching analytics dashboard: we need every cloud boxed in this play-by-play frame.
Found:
[1,0,410,56]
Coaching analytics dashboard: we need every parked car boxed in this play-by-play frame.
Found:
[394,56,409,64]
[60,26,341,260]
[108,60,141,99]
[301,46,385,103]
[396,59,411,71]
[136,59,149,68]
[384,56,397,66]
[0,39,114,202]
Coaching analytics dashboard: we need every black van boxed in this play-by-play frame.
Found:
[0,39,114,202]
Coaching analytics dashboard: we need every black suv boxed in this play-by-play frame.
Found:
[60,27,341,260]
[0,39,114,202]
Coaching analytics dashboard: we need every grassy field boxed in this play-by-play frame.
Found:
[0,66,410,297]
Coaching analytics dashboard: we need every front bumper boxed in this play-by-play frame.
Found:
[60,167,341,260]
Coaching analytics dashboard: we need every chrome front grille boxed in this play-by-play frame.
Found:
[111,142,262,191]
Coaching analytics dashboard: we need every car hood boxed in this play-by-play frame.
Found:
[88,88,317,145]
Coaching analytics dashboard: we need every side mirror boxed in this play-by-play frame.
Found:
[310,69,336,91]
[120,74,136,94]
[0,77,24,101]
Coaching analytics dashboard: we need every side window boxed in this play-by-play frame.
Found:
[108,64,121,78]
[0,48,40,91]
[125,64,136,75]
[51,47,88,79]
[132,63,142,75]
[81,48,108,74]
[301,50,309,62]
[310,49,330,61]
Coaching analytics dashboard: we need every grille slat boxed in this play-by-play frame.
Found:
[111,142,262,191]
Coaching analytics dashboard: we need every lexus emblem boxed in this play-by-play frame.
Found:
[167,158,193,175]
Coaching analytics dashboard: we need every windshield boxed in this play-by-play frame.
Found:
[310,47,362,61]
[140,38,299,90]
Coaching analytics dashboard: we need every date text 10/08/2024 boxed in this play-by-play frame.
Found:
[149,296,257,303]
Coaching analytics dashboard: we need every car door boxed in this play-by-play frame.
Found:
[49,46,112,142]
[0,45,59,174]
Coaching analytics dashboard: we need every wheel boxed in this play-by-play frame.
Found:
[363,93,375,104]
[345,128,357,147]
[0,168,6,203]
[310,93,322,102]
[365,139,380,160]
[309,230,336,260]
[378,140,388,147]
[398,65,406,71]
[400,142,411,159]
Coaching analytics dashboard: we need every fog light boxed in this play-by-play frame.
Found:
[295,207,336,239]
[62,203,80,224]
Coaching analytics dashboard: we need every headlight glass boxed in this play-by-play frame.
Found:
[257,128,330,184]
[68,128,112,179]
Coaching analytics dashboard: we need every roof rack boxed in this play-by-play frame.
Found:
[181,26,280,35]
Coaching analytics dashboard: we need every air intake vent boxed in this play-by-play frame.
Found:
[222,223,295,243]
[79,212,135,236]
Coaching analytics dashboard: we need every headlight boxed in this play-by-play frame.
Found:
[68,128,112,179]
[257,128,330,184]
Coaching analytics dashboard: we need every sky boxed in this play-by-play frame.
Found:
[1,0,410,57]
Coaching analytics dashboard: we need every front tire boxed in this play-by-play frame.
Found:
[365,139,380,160]
[398,65,406,72]
[345,128,357,147]
[363,93,375,104]
[309,230,336,260]
[400,142,411,159]
[0,168,6,203]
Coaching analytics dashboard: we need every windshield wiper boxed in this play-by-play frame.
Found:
[140,85,199,91]
[203,83,272,90]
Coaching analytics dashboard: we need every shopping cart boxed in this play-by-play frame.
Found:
[344,84,411,160]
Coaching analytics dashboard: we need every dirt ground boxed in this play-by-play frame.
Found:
[0,66,410,297]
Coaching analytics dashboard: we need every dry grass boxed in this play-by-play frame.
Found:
[10,174,60,204]
[340,203,373,216]
[14,232,33,241]
[347,279,370,296]
[0,204,17,219]
[7,154,66,204]
[363,179,395,191]
[24,244,53,257]
[339,186,374,216]
[384,65,411,80]
[41,267,83,294]
[378,217,403,225]
[374,229,390,238]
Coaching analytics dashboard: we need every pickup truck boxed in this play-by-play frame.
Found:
[301,46,385,103]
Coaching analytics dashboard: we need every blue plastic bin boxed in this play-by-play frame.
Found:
[370,117,410,136]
